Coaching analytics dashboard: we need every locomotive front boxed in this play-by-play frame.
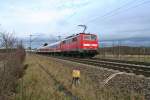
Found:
[79,33,99,57]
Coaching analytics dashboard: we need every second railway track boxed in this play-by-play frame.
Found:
[52,56,150,77]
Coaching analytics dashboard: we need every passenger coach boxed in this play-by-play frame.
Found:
[37,33,99,57]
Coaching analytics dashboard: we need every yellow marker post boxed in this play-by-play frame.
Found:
[72,69,80,78]
[72,69,80,86]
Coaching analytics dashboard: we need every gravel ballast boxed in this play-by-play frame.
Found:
[46,56,150,100]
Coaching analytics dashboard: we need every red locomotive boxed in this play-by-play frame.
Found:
[37,33,99,57]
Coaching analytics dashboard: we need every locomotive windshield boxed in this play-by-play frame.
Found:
[91,35,97,40]
[84,35,97,40]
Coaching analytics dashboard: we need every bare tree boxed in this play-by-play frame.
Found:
[0,33,26,100]
[0,32,17,49]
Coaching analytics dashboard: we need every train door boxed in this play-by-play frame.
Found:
[78,34,83,51]
[72,36,78,51]
[76,35,81,51]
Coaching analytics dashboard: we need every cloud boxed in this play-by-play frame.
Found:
[0,0,150,41]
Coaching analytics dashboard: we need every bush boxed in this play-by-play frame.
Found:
[0,48,26,100]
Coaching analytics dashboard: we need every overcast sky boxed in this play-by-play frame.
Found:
[0,0,150,40]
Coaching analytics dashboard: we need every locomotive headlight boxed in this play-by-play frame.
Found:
[91,44,97,46]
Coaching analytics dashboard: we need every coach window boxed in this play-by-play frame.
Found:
[72,37,77,42]
[69,39,72,43]
[62,41,66,44]
[66,39,71,44]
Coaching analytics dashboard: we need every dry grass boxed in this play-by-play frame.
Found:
[14,54,146,100]
[14,54,72,100]
[0,53,7,61]
[37,55,96,100]
[0,49,25,100]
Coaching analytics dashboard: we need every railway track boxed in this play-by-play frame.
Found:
[53,56,150,77]
[93,58,150,66]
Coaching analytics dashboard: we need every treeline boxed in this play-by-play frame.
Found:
[99,46,150,55]
[0,32,26,100]
[0,48,17,53]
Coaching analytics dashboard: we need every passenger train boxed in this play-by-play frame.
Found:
[36,33,99,57]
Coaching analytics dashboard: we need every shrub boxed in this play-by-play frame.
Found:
[0,48,26,100]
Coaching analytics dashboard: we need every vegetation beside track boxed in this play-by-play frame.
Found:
[0,49,26,100]
[0,32,26,100]
[97,46,150,63]
[14,54,72,100]
[14,54,96,100]
[14,54,149,100]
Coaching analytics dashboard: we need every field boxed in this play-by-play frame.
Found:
[97,46,150,63]
[13,54,150,100]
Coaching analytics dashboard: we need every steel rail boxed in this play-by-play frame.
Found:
[92,58,150,66]
[54,56,150,77]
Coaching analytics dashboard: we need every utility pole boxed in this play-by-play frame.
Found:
[0,24,2,33]
[29,34,32,50]
[29,34,41,50]
[0,24,1,37]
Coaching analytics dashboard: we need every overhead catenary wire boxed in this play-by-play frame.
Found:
[86,0,150,24]
[24,0,150,46]
[38,0,149,40]
[86,0,138,23]
[66,0,150,34]
[102,0,150,20]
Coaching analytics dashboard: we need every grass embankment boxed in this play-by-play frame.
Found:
[14,55,69,100]
[14,54,145,100]
[14,54,96,100]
